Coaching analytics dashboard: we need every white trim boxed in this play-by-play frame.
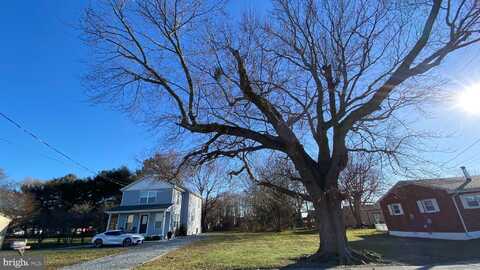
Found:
[106,213,112,231]
[106,205,172,214]
[389,230,480,240]
[387,203,404,215]
[137,213,150,235]
[459,193,480,209]
[452,194,469,234]
[416,198,440,213]
[139,190,158,204]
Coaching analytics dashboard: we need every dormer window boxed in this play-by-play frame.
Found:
[139,191,157,204]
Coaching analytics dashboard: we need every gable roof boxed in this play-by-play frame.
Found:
[396,176,480,192]
[378,175,480,203]
[121,176,202,197]
[121,176,184,192]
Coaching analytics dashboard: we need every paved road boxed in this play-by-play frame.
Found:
[277,261,480,270]
[61,236,202,270]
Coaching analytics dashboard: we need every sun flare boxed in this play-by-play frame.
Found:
[457,84,480,115]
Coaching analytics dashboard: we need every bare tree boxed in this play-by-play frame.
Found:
[139,152,189,185]
[189,162,228,231]
[81,0,480,264]
[339,155,384,227]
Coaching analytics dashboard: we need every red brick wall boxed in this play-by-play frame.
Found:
[454,191,480,232]
[380,184,465,233]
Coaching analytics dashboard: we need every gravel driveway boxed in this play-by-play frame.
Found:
[61,236,203,270]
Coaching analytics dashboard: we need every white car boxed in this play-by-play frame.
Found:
[92,230,144,247]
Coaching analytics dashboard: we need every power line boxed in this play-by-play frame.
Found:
[440,137,480,167]
[0,111,129,187]
[0,137,72,167]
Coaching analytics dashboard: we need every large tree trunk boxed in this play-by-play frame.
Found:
[313,192,348,262]
[309,190,373,265]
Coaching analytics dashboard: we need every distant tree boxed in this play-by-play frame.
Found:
[0,168,5,181]
[241,157,306,232]
[189,162,228,231]
[18,167,137,242]
[70,202,95,243]
[81,0,480,263]
[339,155,385,227]
[139,152,189,185]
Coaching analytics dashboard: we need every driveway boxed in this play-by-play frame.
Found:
[61,236,203,270]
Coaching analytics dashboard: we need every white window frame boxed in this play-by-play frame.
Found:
[460,193,480,209]
[139,191,157,204]
[417,198,440,213]
[387,203,404,216]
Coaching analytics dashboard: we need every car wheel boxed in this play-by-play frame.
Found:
[123,238,132,247]
[94,239,103,248]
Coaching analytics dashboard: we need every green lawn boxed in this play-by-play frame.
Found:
[137,229,480,270]
[2,237,93,250]
[0,246,126,270]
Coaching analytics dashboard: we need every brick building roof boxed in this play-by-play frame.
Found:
[396,176,480,192]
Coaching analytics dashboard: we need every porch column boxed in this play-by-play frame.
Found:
[162,211,167,239]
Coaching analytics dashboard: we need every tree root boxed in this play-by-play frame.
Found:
[296,248,383,266]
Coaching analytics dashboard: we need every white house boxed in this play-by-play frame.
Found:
[105,177,202,238]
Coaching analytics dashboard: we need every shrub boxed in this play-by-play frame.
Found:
[177,225,187,236]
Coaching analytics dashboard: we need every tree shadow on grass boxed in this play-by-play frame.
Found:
[279,233,480,269]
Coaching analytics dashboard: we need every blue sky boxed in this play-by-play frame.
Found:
[0,1,269,182]
[0,1,479,183]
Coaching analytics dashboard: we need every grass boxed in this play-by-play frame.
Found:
[138,229,480,270]
[2,237,93,250]
[0,246,127,270]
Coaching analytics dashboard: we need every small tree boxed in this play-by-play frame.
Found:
[339,155,384,227]
[81,0,480,264]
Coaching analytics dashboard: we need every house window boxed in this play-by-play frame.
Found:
[139,191,157,204]
[125,214,135,232]
[387,203,404,216]
[417,198,440,213]
[461,194,480,209]
[155,213,164,231]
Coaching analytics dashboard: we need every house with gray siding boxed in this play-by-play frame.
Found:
[0,213,11,249]
[105,177,202,238]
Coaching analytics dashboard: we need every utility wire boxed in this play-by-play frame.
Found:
[0,137,71,167]
[440,137,480,168]
[0,112,129,187]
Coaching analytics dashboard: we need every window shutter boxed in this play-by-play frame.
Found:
[431,199,440,212]
[387,205,393,215]
[417,201,425,213]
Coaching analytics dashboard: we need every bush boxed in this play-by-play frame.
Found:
[151,235,161,241]
[177,225,187,236]
[144,236,152,241]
